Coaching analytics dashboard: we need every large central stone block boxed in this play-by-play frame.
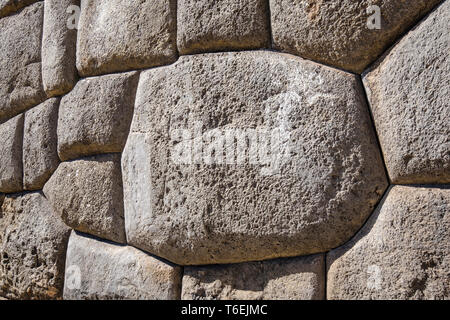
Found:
[122,51,388,265]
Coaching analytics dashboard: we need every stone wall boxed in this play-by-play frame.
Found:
[0,0,448,300]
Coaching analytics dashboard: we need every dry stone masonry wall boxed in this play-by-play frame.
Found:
[0,0,448,300]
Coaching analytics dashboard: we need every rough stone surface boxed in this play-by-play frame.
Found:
[327,185,450,300]
[0,2,45,122]
[182,254,325,300]
[363,1,450,184]
[76,0,177,77]
[177,0,270,55]
[63,231,182,300]
[0,114,24,193]
[23,98,60,191]
[122,51,388,265]
[43,154,126,244]
[0,192,71,299]
[42,0,79,97]
[0,0,39,18]
[57,72,139,162]
[270,0,443,73]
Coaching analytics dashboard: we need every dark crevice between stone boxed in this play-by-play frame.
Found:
[358,74,391,185]
[266,0,274,50]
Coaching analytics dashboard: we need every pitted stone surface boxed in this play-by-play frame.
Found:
[0,192,71,299]
[270,0,443,73]
[43,154,126,244]
[57,72,139,162]
[42,0,79,97]
[327,185,450,300]
[63,231,182,300]
[177,0,270,55]
[0,114,24,193]
[0,2,45,122]
[23,98,60,191]
[0,0,39,18]
[363,1,450,184]
[182,254,325,300]
[122,51,388,265]
[76,0,177,77]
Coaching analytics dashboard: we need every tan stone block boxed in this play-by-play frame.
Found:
[43,154,126,243]
[76,0,177,76]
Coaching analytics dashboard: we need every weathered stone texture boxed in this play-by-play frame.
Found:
[182,254,325,300]
[63,231,182,300]
[0,114,24,193]
[43,154,126,244]
[0,192,71,299]
[363,1,450,184]
[177,0,270,55]
[23,98,60,191]
[270,0,443,73]
[0,0,39,18]
[42,0,79,97]
[76,0,177,77]
[327,186,450,300]
[122,51,388,265]
[0,2,45,123]
[57,72,139,162]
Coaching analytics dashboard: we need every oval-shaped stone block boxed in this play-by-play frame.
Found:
[182,254,324,300]
[177,0,270,55]
[76,0,177,77]
[0,192,71,299]
[0,114,24,193]
[270,0,443,73]
[0,2,46,123]
[57,71,139,162]
[327,185,450,300]
[363,1,450,184]
[43,154,126,244]
[122,51,388,265]
[63,231,182,300]
[42,0,79,97]
[23,98,60,191]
